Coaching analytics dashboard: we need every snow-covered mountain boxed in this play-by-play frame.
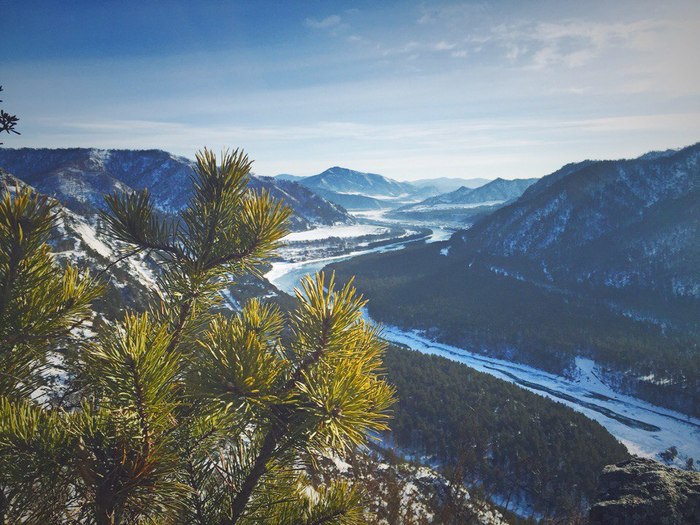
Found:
[412,176,491,193]
[0,148,355,231]
[404,177,537,210]
[0,168,289,317]
[302,166,415,197]
[390,177,537,224]
[298,166,432,210]
[450,143,700,325]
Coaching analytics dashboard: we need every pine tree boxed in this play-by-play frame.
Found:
[0,149,395,524]
[0,86,21,145]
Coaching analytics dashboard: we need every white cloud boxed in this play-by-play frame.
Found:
[304,15,341,30]
[489,18,665,70]
[433,40,456,51]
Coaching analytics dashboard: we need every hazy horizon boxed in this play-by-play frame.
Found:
[3,0,700,181]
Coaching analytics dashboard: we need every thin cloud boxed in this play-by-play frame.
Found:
[304,15,341,30]
[433,40,456,51]
[488,19,663,70]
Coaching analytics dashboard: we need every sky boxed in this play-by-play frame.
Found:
[2,0,700,181]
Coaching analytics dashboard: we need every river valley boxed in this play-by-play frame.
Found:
[265,213,700,469]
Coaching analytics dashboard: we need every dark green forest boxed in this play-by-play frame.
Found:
[382,346,630,519]
[327,241,700,416]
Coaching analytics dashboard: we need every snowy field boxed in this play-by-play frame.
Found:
[283,224,388,242]
[351,209,456,242]
[408,200,505,212]
[266,235,422,294]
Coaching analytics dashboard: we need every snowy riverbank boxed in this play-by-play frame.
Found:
[265,227,700,468]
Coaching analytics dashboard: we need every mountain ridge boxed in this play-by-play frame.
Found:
[0,148,355,230]
[325,143,700,417]
[402,177,538,209]
[451,142,700,323]
[298,166,436,210]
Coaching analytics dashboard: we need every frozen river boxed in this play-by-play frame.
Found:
[264,221,700,468]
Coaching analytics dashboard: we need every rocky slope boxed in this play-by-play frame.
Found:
[318,450,509,525]
[590,457,700,525]
[0,148,355,231]
[0,169,288,318]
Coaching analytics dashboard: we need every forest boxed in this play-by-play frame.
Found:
[382,346,630,519]
[327,241,700,417]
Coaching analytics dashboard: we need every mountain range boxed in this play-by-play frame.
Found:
[0,148,355,230]
[0,165,513,525]
[326,143,700,417]
[390,177,537,223]
[416,177,538,207]
[0,164,630,524]
[275,167,521,212]
[295,166,433,210]
[450,144,700,324]
[2,144,694,521]
[279,173,491,194]
[411,176,491,193]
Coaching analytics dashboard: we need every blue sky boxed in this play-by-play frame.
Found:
[2,0,700,180]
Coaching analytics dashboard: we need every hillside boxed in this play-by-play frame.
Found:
[450,143,700,326]
[0,169,292,318]
[383,346,630,519]
[0,148,355,230]
[326,145,700,417]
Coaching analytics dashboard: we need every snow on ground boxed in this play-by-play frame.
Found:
[427,228,453,242]
[220,288,241,311]
[72,222,113,259]
[266,239,412,294]
[267,217,700,468]
[351,209,455,243]
[283,224,388,242]
[409,200,505,212]
[376,325,700,467]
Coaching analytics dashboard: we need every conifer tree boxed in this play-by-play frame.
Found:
[0,86,20,145]
[0,149,395,524]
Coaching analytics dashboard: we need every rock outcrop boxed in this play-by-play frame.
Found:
[590,457,700,525]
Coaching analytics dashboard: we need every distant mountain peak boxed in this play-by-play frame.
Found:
[402,177,538,210]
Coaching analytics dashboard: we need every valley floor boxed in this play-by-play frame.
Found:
[375,324,700,468]
[265,214,700,470]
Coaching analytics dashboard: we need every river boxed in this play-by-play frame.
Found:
[264,223,700,468]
